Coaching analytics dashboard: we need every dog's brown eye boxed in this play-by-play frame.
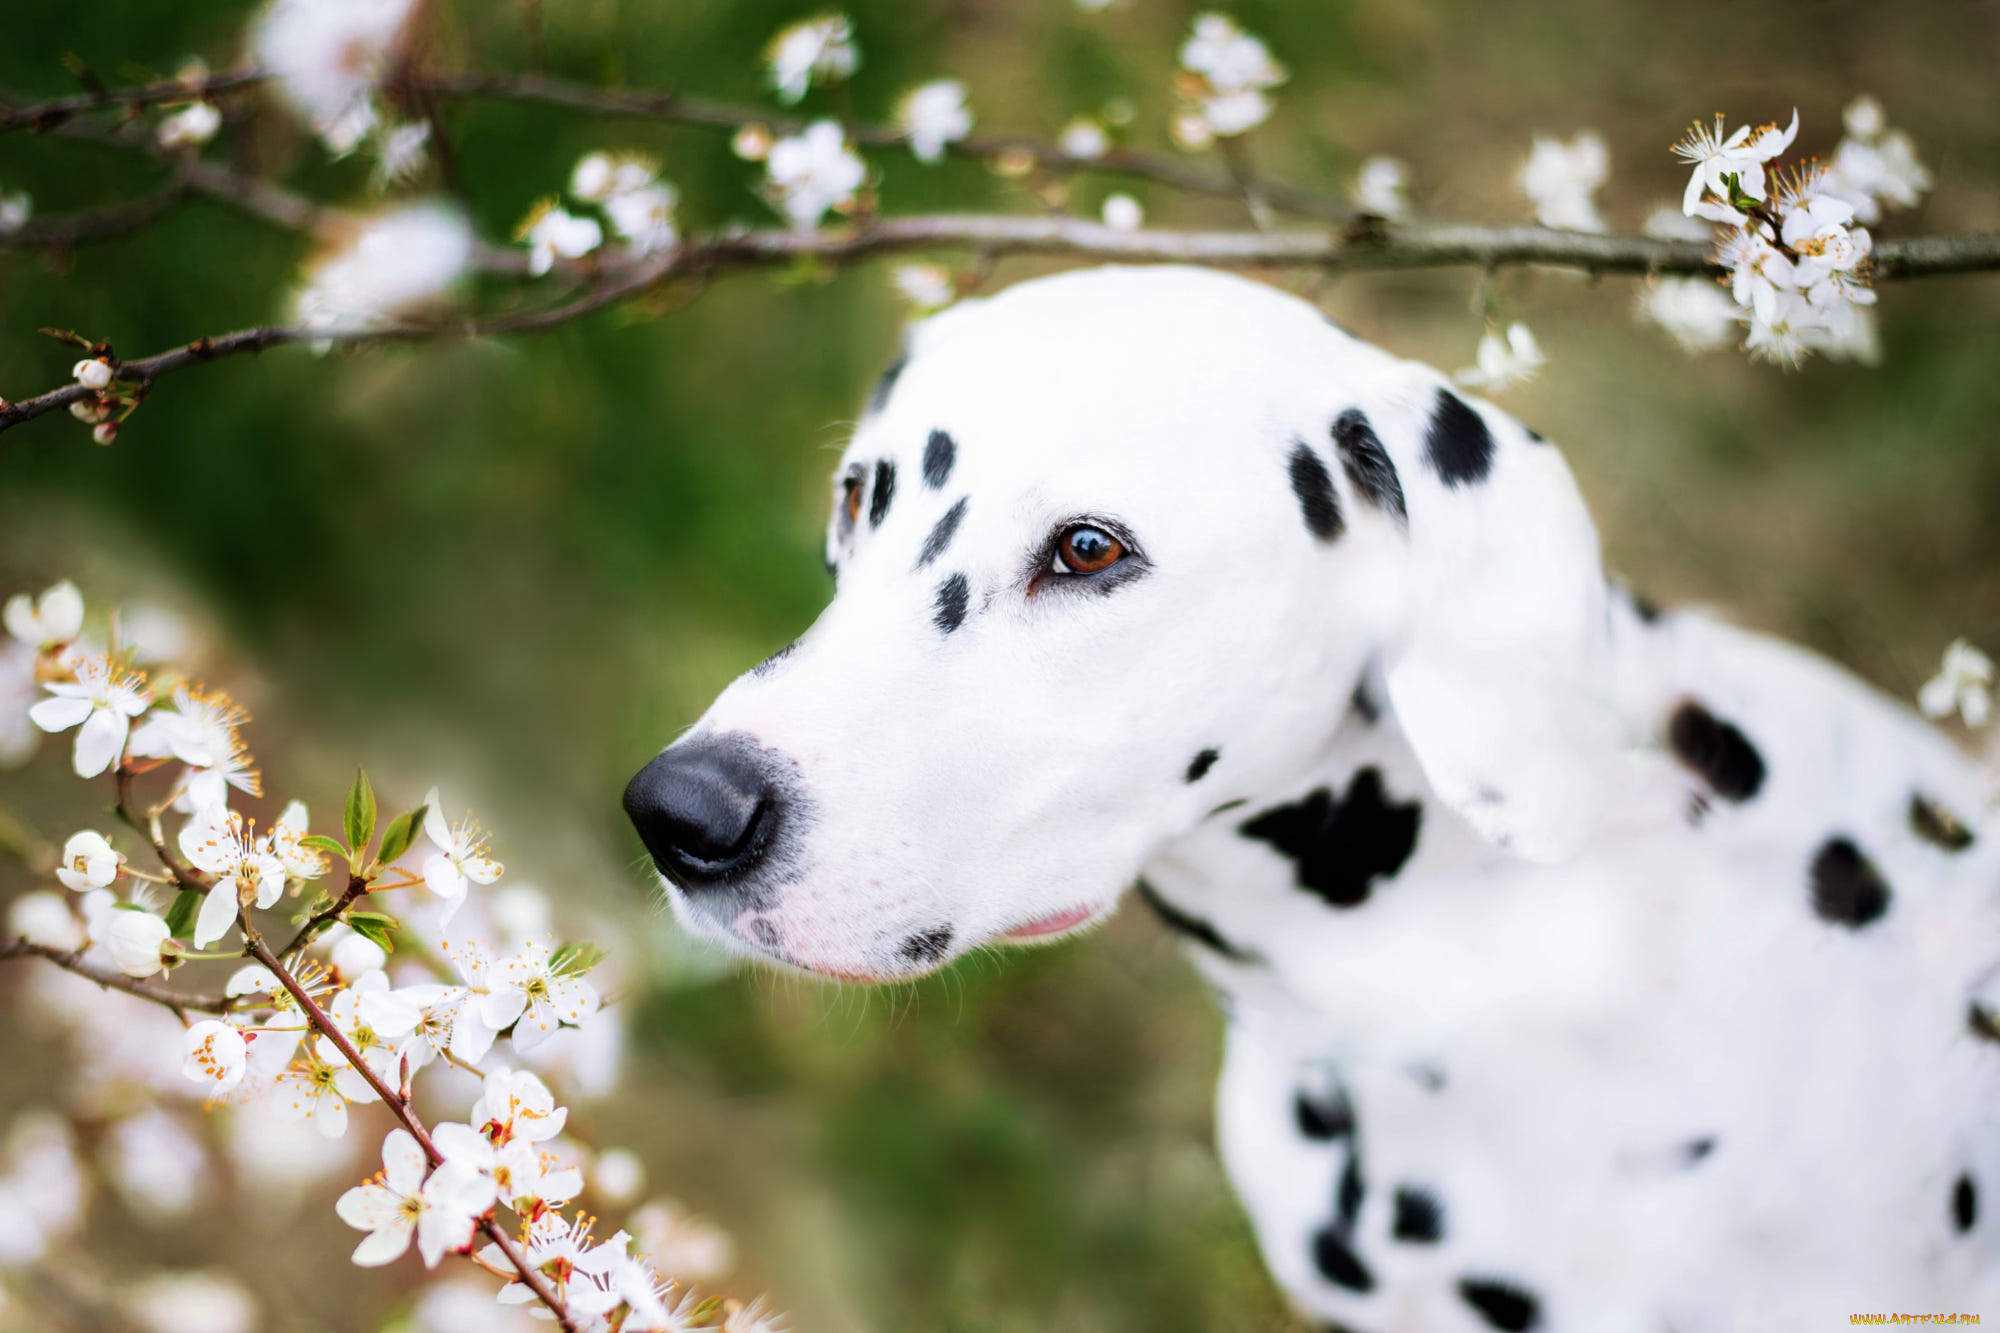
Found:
[841,476,864,528]
[1052,524,1125,575]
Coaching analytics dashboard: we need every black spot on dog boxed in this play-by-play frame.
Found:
[1294,1087,1354,1142]
[1911,792,1975,851]
[1186,749,1219,783]
[868,354,906,415]
[1311,1226,1376,1293]
[1207,798,1248,818]
[932,573,969,633]
[1424,388,1496,488]
[1350,677,1381,725]
[1135,880,1260,963]
[1681,1136,1717,1167]
[1668,700,1766,803]
[922,429,956,489]
[1288,441,1345,542]
[1459,1277,1541,1331]
[823,554,838,584]
[1968,999,2000,1045]
[751,641,799,677]
[1810,836,1892,929]
[899,927,953,965]
[1240,768,1422,909]
[1331,409,1407,526]
[1629,590,1663,623]
[1524,425,1548,444]
[1392,1186,1444,1243]
[1404,1063,1447,1093]
[869,460,896,528]
[747,917,783,950]
[916,496,968,570]
[1336,1152,1365,1230]
[1955,1173,1978,1233]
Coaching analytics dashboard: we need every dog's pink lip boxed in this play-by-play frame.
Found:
[1001,904,1101,940]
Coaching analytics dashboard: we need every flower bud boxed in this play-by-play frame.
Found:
[56,830,120,892]
[73,358,113,390]
[93,421,120,446]
[7,890,84,951]
[105,908,173,978]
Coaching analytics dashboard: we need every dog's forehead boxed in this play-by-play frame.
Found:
[849,267,1387,481]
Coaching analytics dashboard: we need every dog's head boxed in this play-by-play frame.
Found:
[625,266,1617,979]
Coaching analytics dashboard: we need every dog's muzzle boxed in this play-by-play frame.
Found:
[623,732,783,887]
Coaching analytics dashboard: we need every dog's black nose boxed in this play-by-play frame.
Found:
[623,734,778,885]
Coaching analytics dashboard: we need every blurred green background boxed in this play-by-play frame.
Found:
[2,0,1998,1329]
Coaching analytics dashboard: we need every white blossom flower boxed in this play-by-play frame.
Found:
[183,1019,249,1092]
[336,1128,495,1267]
[56,830,120,892]
[265,799,328,881]
[1352,156,1408,220]
[252,0,419,154]
[318,970,419,1101]
[470,1068,567,1146]
[328,925,387,978]
[1673,110,1798,224]
[1738,286,1816,368]
[1781,192,1869,288]
[373,120,432,187]
[0,191,29,235]
[488,939,601,1050]
[1921,639,1994,727]
[731,125,775,162]
[765,120,867,230]
[178,806,287,948]
[30,654,150,777]
[1176,14,1284,141]
[632,1196,736,1282]
[8,891,82,951]
[157,102,221,151]
[129,685,260,812]
[434,1120,583,1218]
[1454,322,1545,392]
[1636,277,1740,353]
[124,1270,257,1333]
[605,183,680,258]
[766,14,859,105]
[897,80,972,164]
[1520,131,1609,233]
[420,787,502,923]
[72,358,114,391]
[590,1147,647,1205]
[0,640,39,767]
[1058,117,1109,160]
[522,203,603,276]
[105,907,173,978]
[892,263,954,311]
[272,1055,352,1138]
[1821,96,1931,225]
[104,1108,205,1220]
[1718,225,1800,326]
[1101,193,1143,231]
[295,202,474,351]
[480,1213,630,1316]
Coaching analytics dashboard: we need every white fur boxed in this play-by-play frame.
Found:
[656,266,2000,1328]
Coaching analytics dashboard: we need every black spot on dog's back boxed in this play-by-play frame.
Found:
[1186,749,1219,783]
[916,496,967,569]
[1392,1185,1444,1243]
[869,460,897,528]
[1955,1174,1978,1233]
[1350,676,1381,725]
[1425,388,1496,488]
[1911,792,1975,851]
[1668,700,1766,803]
[1459,1277,1541,1330]
[922,429,956,489]
[1135,880,1260,963]
[1311,1226,1375,1293]
[899,927,953,965]
[1240,768,1422,908]
[1681,1136,1717,1167]
[1294,1087,1354,1142]
[932,573,969,633]
[751,641,799,677]
[868,354,907,415]
[1331,409,1406,525]
[1287,441,1344,542]
[1336,1152,1365,1230]
[1810,836,1891,928]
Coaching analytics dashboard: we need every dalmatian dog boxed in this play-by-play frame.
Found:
[624,266,2000,1330]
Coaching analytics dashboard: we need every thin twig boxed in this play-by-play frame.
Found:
[0,70,266,133]
[280,872,370,962]
[0,182,192,251]
[0,939,230,1015]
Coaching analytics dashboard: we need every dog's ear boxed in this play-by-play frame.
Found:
[1359,379,1619,863]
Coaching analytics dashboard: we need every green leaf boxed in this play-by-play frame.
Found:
[345,910,399,954]
[344,768,376,854]
[376,805,428,867]
[162,887,202,937]
[550,941,610,976]
[299,834,349,859]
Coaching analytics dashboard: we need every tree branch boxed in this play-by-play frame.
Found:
[0,182,192,251]
[4,214,1993,437]
[0,939,230,1015]
[0,70,266,133]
